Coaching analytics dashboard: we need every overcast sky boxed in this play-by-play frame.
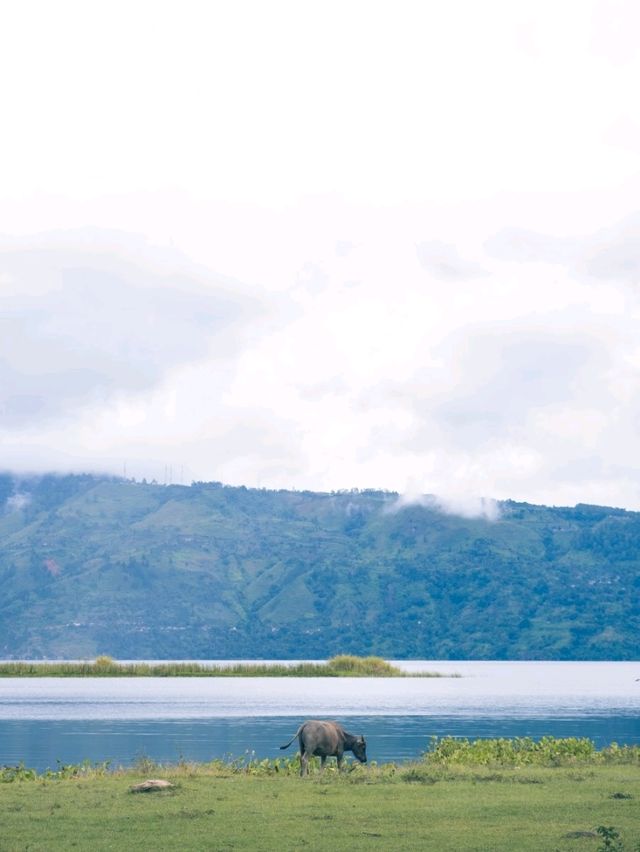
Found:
[1,0,640,512]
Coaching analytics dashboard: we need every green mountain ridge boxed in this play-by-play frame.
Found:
[0,473,638,660]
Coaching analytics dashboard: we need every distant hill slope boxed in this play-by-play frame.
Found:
[0,474,638,660]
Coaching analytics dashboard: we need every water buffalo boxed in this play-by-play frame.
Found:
[280,720,367,776]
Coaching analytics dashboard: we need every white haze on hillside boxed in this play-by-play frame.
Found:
[1,1,640,515]
[389,490,502,522]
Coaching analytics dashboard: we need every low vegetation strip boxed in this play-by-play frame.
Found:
[0,654,450,678]
[426,736,640,767]
[2,738,638,783]
[1,742,639,852]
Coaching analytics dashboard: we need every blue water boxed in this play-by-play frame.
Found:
[1,661,638,771]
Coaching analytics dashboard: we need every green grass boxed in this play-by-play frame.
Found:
[1,754,639,851]
[0,654,451,678]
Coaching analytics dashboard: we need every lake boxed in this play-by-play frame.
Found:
[1,661,638,771]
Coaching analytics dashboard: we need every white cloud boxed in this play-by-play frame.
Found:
[6,493,30,512]
[388,489,501,522]
[3,212,640,510]
[0,230,262,427]
[486,214,640,285]
[416,242,486,281]
[0,1,639,510]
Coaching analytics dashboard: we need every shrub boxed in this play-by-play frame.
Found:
[326,655,402,676]
[425,736,605,767]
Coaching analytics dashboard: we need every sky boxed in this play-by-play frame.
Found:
[1,0,640,512]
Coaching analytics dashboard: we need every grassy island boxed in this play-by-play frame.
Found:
[0,654,454,678]
[1,738,639,851]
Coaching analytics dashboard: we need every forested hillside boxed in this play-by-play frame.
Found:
[0,474,638,660]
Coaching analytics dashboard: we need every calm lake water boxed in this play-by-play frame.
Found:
[1,661,638,771]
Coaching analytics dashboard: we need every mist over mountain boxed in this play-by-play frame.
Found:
[1,473,638,660]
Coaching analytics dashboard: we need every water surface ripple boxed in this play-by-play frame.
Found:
[1,661,638,770]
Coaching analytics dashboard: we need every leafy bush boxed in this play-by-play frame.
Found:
[424,736,640,767]
[1,763,37,782]
[1,760,111,782]
[596,825,625,852]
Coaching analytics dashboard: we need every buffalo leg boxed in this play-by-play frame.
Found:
[300,751,310,777]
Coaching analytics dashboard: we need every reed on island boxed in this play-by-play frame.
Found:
[0,654,455,678]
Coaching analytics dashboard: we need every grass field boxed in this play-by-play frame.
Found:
[0,654,450,678]
[1,752,639,851]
